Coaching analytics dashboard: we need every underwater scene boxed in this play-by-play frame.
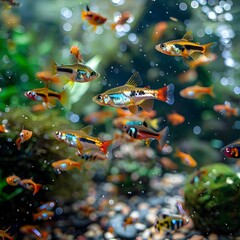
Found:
[0,0,240,239]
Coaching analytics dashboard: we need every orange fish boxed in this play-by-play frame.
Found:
[159,157,178,170]
[36,71,61,85]
[152,21,168,42]
[15,129,33,150]
[177,69,197,83]
[213,102,239,117]
[33,210,54,221]
[111,11,131,30]
[188,53,217,69]
[155,32,214,61]
[70,45,83,63]
[167,112,185,126]
[175,149,197,167]
[116,108,157,118]
[31,104,47,112]
[0,227,13,240]
[180,85,214,99]
[0,124,9,133]
[51,159,82,171]
[82,5,107,31]
[6,175,21,186]
[83,110,113,124]
[20,225,48,240]
[19,179,42,195]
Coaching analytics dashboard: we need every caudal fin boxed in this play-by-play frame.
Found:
[33,183,42,195]
[208,85,215,98]
[158,126,169,150]
[100,140,113,154]
[59,89,70,109]
[15,137,21,150]
[203,42,215,57]
[157,84,174,105]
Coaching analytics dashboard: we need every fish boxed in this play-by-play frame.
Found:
[81,5,107,31]
[154,214,186,234]
[37,201,56,212]
[54,125,112,155]
[123,124,169,148]
[20,225,48,240]
[152,21,168,42]
[177,69,197,83]
[15,129,33,150]
[167,112,185,126]
[36,71,61,85]
[70,45,83,63]
[179,85,215,99]
[51,159,82,171]
[213,102,239,117]
[79,152,108,161]
[190,169,208,184]
[0,124,9,133]
[6,175,21,186]
[155,31,214,61]
[221,141,240,159]
[111,11,131,30]
[92,72,174,114]
[24,87,69,109]
[159,157,178,170]
[83,110,114,124]
[55,63,100,85]
[33,210,54,221]
[116,108,157,118]
[175,149,197,167]
[1,0,20,6]
[0,227,13,240]
[19,179,42,195]
[31,104,48,112]
[188,53,217,69]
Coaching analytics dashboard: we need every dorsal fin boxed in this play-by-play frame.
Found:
[182,31,193,41]
[86,5,90,11]
[80,125,93,135]
[126,72,143,87]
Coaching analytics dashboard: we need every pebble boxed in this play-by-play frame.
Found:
[172,232,187,239]
[188,235,207,240]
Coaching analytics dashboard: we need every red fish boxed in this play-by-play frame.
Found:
[152,21,168,42]
[6,175,21,186]
[167,112,185,126]
[19,179,42,195]
[51,159,82,171]
[213,102,239,117]
[15,129,32,150]
[111,11,132,30]
[180,85,214,99]
[175,149,197,167]
[0,124,9,133]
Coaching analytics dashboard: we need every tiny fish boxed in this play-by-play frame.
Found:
[19,179,42,195]
[155,31,214,62]
[159,157,178,171]
[15,129,32,150]
[37,201,56,212]
[92,72,174,114]
[83,110,114,124]
[111,11,131,30]
[79,152,108,161]
[123,124,169,148]
[82,5,107,31]
[24,87,69,109]
[51,159,82,171]
[0,124,9,133]
[221,141,240,159]
[55,62,100,84]
[116,108,157,118]
[36,71,61,85]
[6,175,21,186]
[177,69,197,83]
[20,225,48,240]
[175,149,197,167]
[33,210,54,221]
[55,125,112,155]
[70,45,83,63]
[188,53,217,69]
[152,21,168,42]
[154,214,186,234]
[167,112,185,126]
[0,227,12,240]
[180,85,214,99]
[213,102,239,117]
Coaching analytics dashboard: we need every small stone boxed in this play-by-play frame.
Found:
[208,233,218,240]
[135,223,146,231]
[188,235,206,240]
[104,232,115,239]
[172,232,186,239]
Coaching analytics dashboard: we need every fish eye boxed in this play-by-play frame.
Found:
[160,43,165,48]
[97,95,102,100]
[225,147,231,153]
[28,91,32,95]
[91,71,96,76]
[20,132,24,137]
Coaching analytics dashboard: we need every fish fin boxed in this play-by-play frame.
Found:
[182,31,193,41]
[149,117,163,130]
[100,140,113,154]
[158,126,169,150]
[75,162,82,170]
[125,72,143,87]
[86,5,90,11]
[59,89,70,110]
[111,23,117,30]
[128,105,138,115]
[63,80,74,90]
[174,148,180,158]
[33,184,42,195]
[139,99,154,112]
[15,137,21,150]
[203,42,215,57]
[142,120,148,127]
[80,125,93,135]
[145,139,152,147]
[157,84,174,105]
[81,10,87,20]
[189,52,202,61]
[208,85,215,98]
[77,140,84,155]
[182,57,190,67]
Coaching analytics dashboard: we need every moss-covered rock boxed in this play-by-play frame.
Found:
[184,163,240,235]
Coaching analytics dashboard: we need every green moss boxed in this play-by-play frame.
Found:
[184,163,240,235]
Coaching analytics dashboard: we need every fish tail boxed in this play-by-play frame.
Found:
[157,84,174,105]
[100,140,113,154]
[203,42,215,57]
[33,213,38,221]
[174,148,180,158]
[15,137,21,150]
[33,183,42,195]
[149,117,163,130]
[42,231,49,240]
[75,161,82,170]
[208,85,215,98]
[2,124,9,133]
[59,89,70,109]
[157,126,169,150]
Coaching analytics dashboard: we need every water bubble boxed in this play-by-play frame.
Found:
[193,126,201,135]
[234,87,240,95]
[179,2,188,11]
[61,7,72,19]
[63,23,72,32]
[191,1,199,8]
